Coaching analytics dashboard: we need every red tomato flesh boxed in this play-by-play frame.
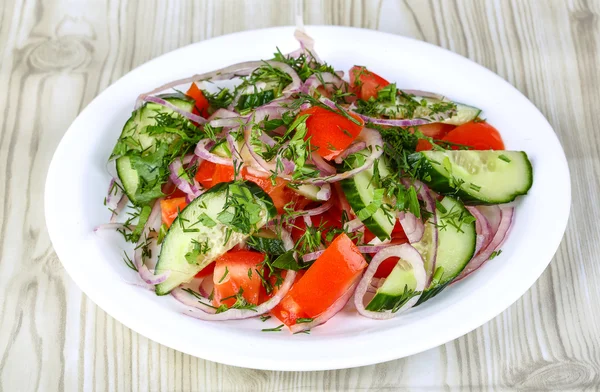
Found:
[413,123,456,151]
[185,83,210,118]
[441,121,505,150]
[349,66,390,100]
[195,261,215,278]
[272,234,368,326]
[212,250,265,308]
[194,161,218,188]
[299,106,364,161]
[160,197,188,227]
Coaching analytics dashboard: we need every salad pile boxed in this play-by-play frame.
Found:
[101,28,533,333]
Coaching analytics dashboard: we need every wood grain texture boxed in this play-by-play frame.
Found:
[1,0,598,390]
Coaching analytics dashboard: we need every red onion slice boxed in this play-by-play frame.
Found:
[299,198,334,217]
[343,218,364,233]
[315,183,332,201]
[466,206,493,256]
[198,276,214,298]
[305,127,383,184]
[110,194,128,223]
[168,158,203,199]
[135,61,265,108]
[208,108,239,120]
[301,72,347,96]
[354,244,426,320]
[106,178,123,210]
[209,117,245,128]
[289,278,360,333]
[94,223,134,232]
[476,205,502,234]
[133,200,171,285]
[171,288,219,314]
[311,153,336,176]
[334,141,367,164]
[456,206,514,281]
[143,95,207,124]
[294,23,322,63]
[302,250,324,263]
[398,211,425,244]
[194,139,234,166]
[357,244,396,254]
[403,180,438,285]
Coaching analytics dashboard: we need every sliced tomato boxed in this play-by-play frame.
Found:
[299,106,364,161]
[273,234,367,326]
[212,164,235,185]
[373,257,400,279]
[160,197,188,227]
[194,161,217,188]
[290,205,343,245]
[194,161,235,188]
[413,123,456,151]
[212,250,265,308]
[185,82,210,118]
[349,66,390,100]
[242,170,295,213]
[441,121,505,150]
[271,293,307,326]
[194,261,215,278]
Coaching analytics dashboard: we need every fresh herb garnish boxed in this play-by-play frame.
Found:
[218,266,229,283]
[261,324,285,332]
[498,154,511,163]
[489,249,503,260]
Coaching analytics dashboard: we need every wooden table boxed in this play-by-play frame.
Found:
[1,0,598,390]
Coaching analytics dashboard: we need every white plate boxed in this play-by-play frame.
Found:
[45,26,570,371]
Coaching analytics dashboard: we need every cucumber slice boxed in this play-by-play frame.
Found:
[442,102,481,125]
[112,93,195,157]
[366,260,418,311]
[211,140,232,158]
[113,94,195,205]
[374,95,481,126]
[341,151,394,241]
[289,184,322,201]
[154,181,275,295]
[409,150,533,205]
[115,155,138,201]
[247,228,286,255]
[416,196,476,304]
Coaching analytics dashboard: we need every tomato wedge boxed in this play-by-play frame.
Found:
[441,121,505,150]
[299,106,364,161]
[185,83,210,118]
[272,234,368,326]
[212,250,265,308]
[349,66,390,100]
[194,161,218,188]
[160,197,188,227]
[194,161,235,188]
[413,123,456,151]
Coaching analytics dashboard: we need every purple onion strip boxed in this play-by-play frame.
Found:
[354,244,426,320]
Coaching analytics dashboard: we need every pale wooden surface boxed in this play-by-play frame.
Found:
[1,0,599,390]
